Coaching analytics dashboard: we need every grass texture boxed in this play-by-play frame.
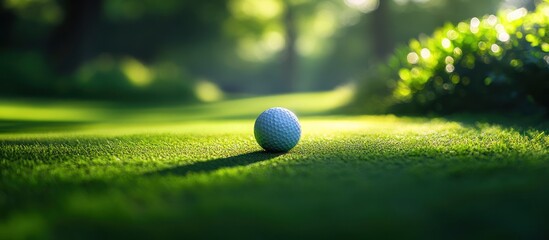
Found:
[1,91,548,239]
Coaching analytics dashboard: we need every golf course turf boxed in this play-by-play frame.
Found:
[1,92,548,239]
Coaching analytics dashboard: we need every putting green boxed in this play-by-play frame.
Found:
[1,92,548,239]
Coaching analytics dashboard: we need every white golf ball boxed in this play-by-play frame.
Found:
[254,107,301,152]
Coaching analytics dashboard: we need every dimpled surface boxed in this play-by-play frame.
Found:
[254,107,301,152]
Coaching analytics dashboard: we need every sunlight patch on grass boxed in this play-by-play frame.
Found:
[0,89,352,124]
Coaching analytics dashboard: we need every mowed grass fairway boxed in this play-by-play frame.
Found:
[1,92,548,239]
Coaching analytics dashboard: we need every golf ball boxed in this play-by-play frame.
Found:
[254,107,301,152]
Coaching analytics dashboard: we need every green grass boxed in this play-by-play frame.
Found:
[1,91,548,239]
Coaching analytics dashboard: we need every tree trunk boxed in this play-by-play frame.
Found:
[48,0,103,74]
[0,4,16,49]
[369,0,393,61]
[281,0,297,92]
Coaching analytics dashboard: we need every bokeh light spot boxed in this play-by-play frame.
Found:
[122,58,153,87]
[453,47,462,56]
[195,80,223,102]
[230,0,282,20]
[420,48,431,59]
[407,52,419,64]
[445,64,455,73]
[470,17,480,33]
[490,44,501,53]
[498,32,511,42]
[441,38,451,49]
[445,56,454,64]
[446,30,459,40]
[487,15,498,26]
[344,0,379,13]
[507,8,527,21]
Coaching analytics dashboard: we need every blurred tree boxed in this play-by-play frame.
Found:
[312,0,505,91]
[370,0,393,60]
[282,0,297,92]
[2,0,533,100]
[0,4,16,49]
[48,0,103,74]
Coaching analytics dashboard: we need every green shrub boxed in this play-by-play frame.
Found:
[355,2,549,114]
[0,51,197,102]
[76,56,198,102]
[0,51,68,97]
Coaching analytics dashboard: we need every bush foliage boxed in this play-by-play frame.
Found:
[0,52,196,102]
[355,2,549,114]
